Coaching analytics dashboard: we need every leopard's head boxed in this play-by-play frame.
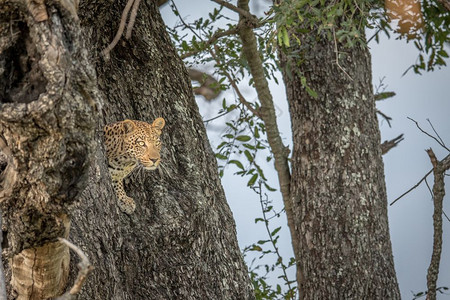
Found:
[123,118,165,170]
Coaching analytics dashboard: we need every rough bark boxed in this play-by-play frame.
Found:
[0,0,99,298]
[1,0,254,299]
[279,27,401,299]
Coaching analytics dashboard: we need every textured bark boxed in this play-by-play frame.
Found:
[0,0,98,298]
[279,28,401,299]
[1,0,253,299]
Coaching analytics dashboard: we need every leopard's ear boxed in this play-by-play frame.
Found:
[152,117,165,130]
[122,119,137,134]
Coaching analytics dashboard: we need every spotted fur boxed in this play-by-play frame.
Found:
[104,118,165,214]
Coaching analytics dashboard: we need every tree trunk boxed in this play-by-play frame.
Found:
[1,1,254,299]
[280,30,401,299]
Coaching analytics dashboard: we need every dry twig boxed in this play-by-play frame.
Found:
[55,238,94,300]
[332,27,353,81]
[408,117,450,152]
[390,168,433,206]
[102,0,142,57]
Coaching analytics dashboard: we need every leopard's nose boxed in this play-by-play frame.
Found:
[150,158,159,164]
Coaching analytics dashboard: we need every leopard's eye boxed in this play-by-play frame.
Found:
[137,140,145,146]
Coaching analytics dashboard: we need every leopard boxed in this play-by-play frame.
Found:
[103,117,165,214]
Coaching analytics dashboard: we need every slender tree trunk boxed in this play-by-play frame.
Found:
[279,28,401,299]
[1,0,254,299]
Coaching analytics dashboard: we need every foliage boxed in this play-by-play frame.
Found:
[407,0,450,74]
[243,182,297,300]
[164,0,449,298]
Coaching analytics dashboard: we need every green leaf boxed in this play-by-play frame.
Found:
[247,174,258,186]
[216,141,227,149]
[215,153,227,160]
[243,144,256,150]
[244,150,254,163]
[254,218,264,223]
[264,182,277,192]
[282,26,290,47]
[306,85,318,98]
[257,239,269,245]
[229,159,244,170]
[254,126,260,138]
[271,226,282,236]
[251,245,263,251]
[236,135,251,142]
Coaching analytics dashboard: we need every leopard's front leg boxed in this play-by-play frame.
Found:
[111,177,136,214]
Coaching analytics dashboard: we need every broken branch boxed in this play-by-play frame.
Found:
[381,134,404,154]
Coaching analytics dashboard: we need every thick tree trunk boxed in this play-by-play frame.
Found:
[1,0,254,299]
[280,32,401,298]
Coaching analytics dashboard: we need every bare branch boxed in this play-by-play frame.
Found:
[377,109,393,127]
[332,27,353,81]
[427,119,447,150]
[408,117,450,152]
[125,0,142,39]
[390,168,433,206]
[55,238,94,300]
[425,150,450,300]
[102,0,135,57]
[381,134,404,154]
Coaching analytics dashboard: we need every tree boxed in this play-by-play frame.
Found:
[278,10,401,300]
[163,0,449,298]
[0,0,254,299]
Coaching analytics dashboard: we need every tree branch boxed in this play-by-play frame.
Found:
[102,0,135,57]
[408,117,450,152]
[189,69,221,100]
[210,47,261,118]
[125,0,142,39]
[211,0,259,24]
[180,26,240,59]
[425,151,450,300]
[390,168,433,206]
[55,238,94,299]
[236,0,300,288]
[381,134,404,155]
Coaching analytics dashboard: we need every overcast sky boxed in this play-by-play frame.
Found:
[161,1,450,298]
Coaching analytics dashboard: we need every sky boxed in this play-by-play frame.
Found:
[160,1,450,298]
